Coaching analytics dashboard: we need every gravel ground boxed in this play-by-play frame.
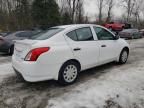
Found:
[0,39,144,108]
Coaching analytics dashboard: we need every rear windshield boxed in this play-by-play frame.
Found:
[30,28,64,40]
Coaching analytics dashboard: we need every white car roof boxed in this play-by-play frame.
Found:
[53,24,101,29]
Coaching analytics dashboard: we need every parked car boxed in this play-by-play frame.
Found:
[140,29,144,37]
[0,33,5,37]
[0,32,12,37]
[12,24,129,85]
[124,23,132,29]
[0,30,39,55]
[104,22,125,31]
[0,36,3,40]
[119,29,142,39]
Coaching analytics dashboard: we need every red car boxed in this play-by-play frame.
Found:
[104,22,125,31]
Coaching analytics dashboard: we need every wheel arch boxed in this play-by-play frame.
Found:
[61,59,81,71]
[117,46,129,62]
[122,47,129,54]
[117,46,129,64]
[57,59,81,84]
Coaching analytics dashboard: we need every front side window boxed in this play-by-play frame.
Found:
[67,27,94,41]
[94,27,114,40]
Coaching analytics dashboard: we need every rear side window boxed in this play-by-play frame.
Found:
[31,28,64,40]
[76,27,94,41]
[67,27,94,41]
[67,31,77,41]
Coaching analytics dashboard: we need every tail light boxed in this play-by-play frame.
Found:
[25,47,50,61]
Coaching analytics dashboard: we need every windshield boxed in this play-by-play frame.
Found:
[30,28,64,40]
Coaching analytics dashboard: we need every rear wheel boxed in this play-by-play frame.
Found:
[58,61,80,85]
[119,49,129,64]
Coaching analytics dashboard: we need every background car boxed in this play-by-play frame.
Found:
[103,22,132,31]
[124,23,132,29]
[140,29,144,37]
[0,32,12,37]
[0,30,40,55]
[119,29,142,39]
[104,22,125,31]
[12,24,129,85]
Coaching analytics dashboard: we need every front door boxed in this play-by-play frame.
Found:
[65,27,100,70]
[93,26,119,64]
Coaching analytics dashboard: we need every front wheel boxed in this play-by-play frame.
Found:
[118,49,129,64]
[58,61,80,85]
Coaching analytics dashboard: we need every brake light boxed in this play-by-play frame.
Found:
[25,47,50,61]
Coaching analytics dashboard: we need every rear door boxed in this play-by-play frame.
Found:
[65,26,100,70]
[93,26,119,64]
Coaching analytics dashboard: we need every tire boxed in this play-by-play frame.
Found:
[9,45,14,55]
[119,49,129,64]
[58,61,80,85]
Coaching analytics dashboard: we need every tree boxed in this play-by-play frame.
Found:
[105,0,115,23]
[121,0,136,22]
[75,0,84,23]
[0,0,12,31]
[0,0,33,31]
[121,0,144,27]
[58,0,84,24]
[61,12,72,24]
[14,0,32,30]
[97,0,105,24]
[131,0,144,27]
[32,0,60,27]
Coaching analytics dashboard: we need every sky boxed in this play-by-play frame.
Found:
[83,0,124,21]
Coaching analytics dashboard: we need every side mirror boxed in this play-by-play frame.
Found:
[114,34,119,40]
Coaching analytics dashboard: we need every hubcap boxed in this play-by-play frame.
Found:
[63,65,78,83]
[122,51,128,62]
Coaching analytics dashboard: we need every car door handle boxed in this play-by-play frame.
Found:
[73,48,81,51]
[101,45,107,47]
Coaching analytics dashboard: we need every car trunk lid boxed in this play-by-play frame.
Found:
[14,39,39,61]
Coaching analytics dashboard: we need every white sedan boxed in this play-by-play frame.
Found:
[12,24,129,85]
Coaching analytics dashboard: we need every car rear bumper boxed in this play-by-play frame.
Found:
[12,56,61,82]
